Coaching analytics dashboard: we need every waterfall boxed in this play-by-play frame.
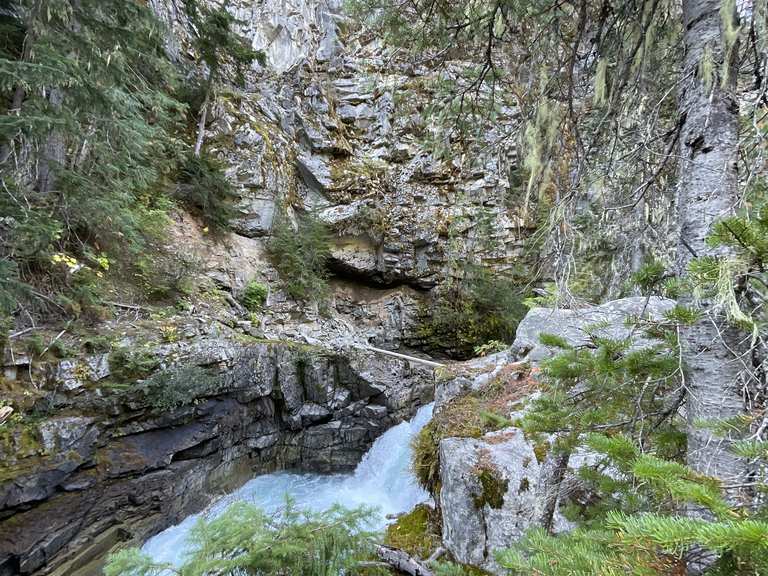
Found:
[142,403,434,567]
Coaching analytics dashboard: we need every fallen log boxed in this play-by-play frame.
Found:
[375,545,434,576]
[363,346,446,368]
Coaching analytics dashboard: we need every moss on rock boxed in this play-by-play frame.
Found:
[411,367,533,496]
[472,466,508,510]
[384,504,440,558]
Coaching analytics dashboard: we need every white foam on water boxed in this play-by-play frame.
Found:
[142,402,434,567]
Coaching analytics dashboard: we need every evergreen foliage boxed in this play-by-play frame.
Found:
[267,212,331,304]
[176,152,237,232]
[499,323,768,574]
[418,265,527,359]
[685,182,768,334]
[0,0,186,314]
[104,500,383,576]
[182,0,260,156]
[142,365,224,412]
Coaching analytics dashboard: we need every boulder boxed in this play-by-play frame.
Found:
[439,432,540,573]
[512,296,675,362]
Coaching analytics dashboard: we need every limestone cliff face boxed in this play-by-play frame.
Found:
[150,0,532,351]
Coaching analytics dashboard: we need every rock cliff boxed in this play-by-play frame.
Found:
[0,319,432,575]
[150,0,533,353]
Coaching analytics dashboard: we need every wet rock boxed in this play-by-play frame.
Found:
[0,335,434,575]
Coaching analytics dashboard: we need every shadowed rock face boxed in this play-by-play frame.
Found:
[0,335,433,576]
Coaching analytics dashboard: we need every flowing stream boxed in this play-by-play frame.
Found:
[142,402,434,567]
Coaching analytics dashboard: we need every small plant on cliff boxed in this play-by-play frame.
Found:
[267,212,331,304]
[141,365,223,411]
[176,152,238,233]
[105,500,383,576]
[108,348,159,382]
[239,279,269,312]
[473,339,507,357]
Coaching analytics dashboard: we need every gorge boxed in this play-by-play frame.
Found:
[1,0,767,575]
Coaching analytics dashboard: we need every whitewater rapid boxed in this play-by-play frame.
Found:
[142,402,434,566]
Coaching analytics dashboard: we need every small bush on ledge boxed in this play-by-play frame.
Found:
[240,280,268,311]
[176,153,237,233]
[267,212,331,304]
[141,364,224,411]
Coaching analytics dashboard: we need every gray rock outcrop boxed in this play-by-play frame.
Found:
[434,297,675,574]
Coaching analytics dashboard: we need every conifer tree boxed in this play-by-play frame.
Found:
[0,0,186,311]
[182,0,260,157]
[104,500,384,576]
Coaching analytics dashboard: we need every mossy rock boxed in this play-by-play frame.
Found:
[384,504,440,559]
[411,372,529,496]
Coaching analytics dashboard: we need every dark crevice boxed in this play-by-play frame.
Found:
[326,258,435,291]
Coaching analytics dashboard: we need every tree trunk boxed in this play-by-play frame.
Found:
[677,0,750,572]
[193,87,210,158]
[36,88,66,195]
[532,449,571,533]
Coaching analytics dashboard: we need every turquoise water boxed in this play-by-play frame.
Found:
[142,403,434,567]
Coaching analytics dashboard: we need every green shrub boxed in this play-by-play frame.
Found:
[108,348,159,382]
[142,365,223,411]
[0,259,26,316]
[473,340,507,357]
[240,280,268,311]
[177,153,237,233]
[48,339,73,359]
[417,265,528,359]
[23,335,46,357]
[82,335,113,353]
[267,213,331,303]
